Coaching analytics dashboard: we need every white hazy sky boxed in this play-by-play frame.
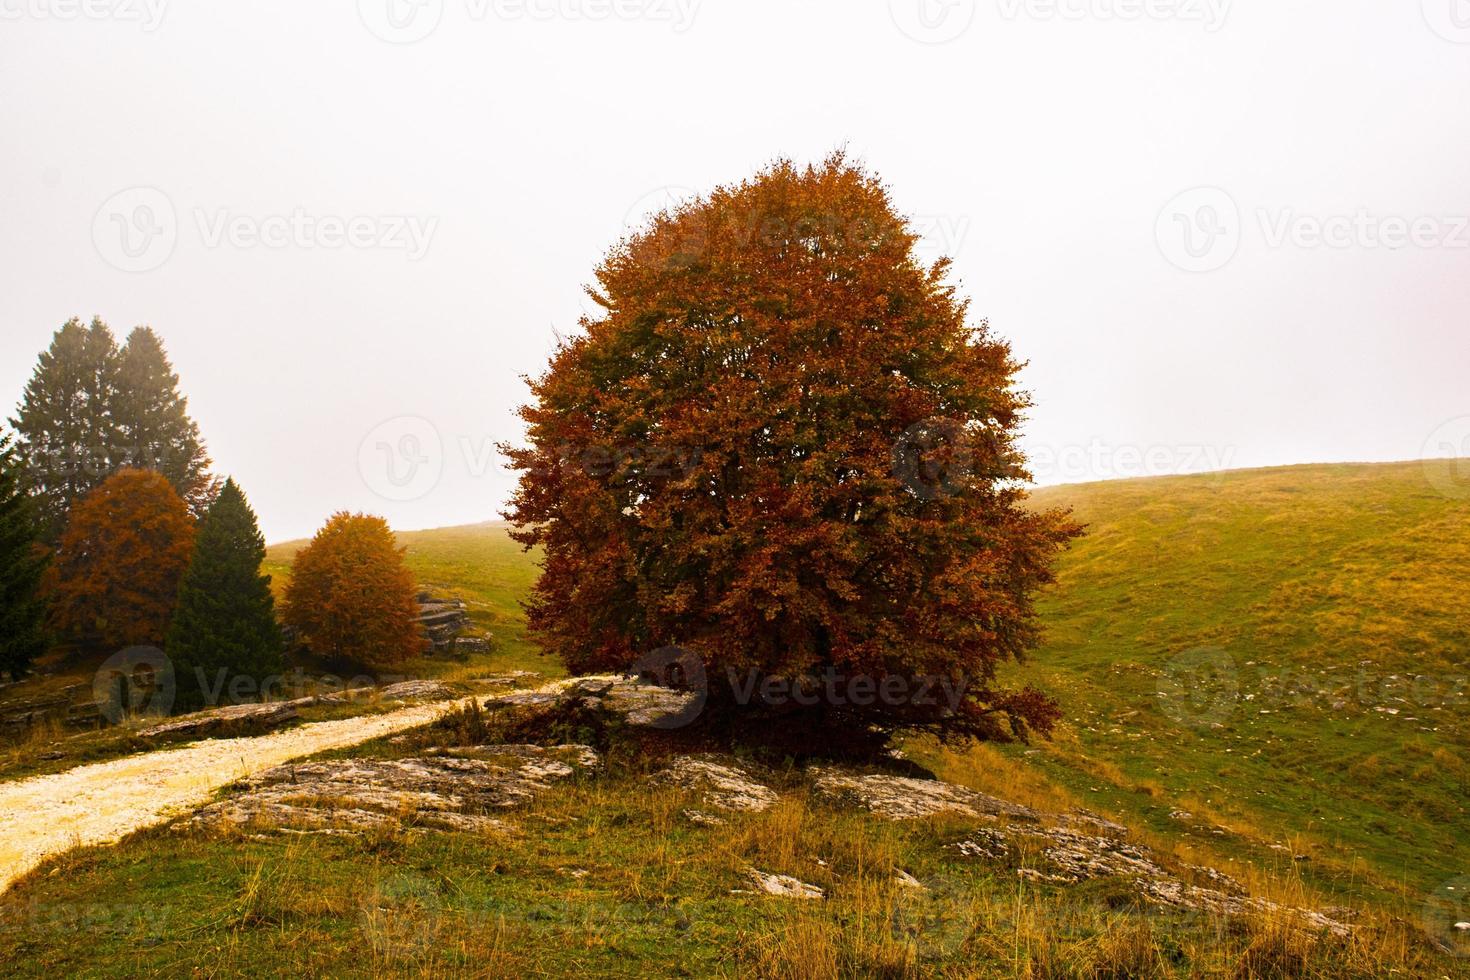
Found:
[2,0,1468,542]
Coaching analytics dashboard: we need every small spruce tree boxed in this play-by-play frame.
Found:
[166,479,283,710]
[0,433,48,679]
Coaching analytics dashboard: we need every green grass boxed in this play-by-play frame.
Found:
[0,751,1444,978]
[3,460,1466,975]
[984,461,1469,912]
[265,463,1467,911]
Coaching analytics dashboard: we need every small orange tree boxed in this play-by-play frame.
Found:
[281,512,423,667]
[47,468,195,650]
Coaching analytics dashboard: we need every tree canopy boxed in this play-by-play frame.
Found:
[281,512,424,668]
[11,318,216,540]
[46,468,195,651]
[166,478,283,709]
[504,154,1080,743]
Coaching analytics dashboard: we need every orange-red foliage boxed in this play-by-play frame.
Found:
[504,154,1081,743]
[47,468,195,650]
[281,512,424,667]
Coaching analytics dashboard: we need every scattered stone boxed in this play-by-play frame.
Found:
[653,757,777,813]
[1169,809,1193,821]
[954,821,1351,937]
[952,829,1010,861]
[417,592,470,650]
[748,869,824,899]
[1060,810,1128,835]
[1454,921,1470,932]
[471,672,541,688]
[810,769,1038,822]
[484,674,700,729]
[137,702,299,739]
[379,680,456,702]
[893,869,925,890]
[683,809,727,827]
[182,744,597,836]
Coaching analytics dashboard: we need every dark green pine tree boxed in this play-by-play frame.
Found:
[0,433,49,680]
[115,326,218,517]
[9,317,121,541]
[165,478,283,709]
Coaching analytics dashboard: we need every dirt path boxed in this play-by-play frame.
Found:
[0,694,487,896]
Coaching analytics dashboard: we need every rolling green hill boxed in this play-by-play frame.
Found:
[2,460,1464,976]
[264,461,1465,915]
[1002,460,1468,911]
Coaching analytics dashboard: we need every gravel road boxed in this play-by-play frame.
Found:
[0,694,483,895]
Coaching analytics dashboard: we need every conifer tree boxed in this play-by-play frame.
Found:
[9,317,120,539]
[115,326,218,516]
[166,478,283,710]
[0,433,48,680]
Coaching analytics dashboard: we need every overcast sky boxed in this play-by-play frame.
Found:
[2,0,1467,541]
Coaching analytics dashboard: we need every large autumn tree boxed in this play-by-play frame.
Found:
[281,512,423,668]
[504,155,1080,743]
[166,478,283,709]
[47,469,195,651]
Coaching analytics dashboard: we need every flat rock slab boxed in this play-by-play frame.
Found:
[182,744,598,836]
[809,768,1039,822]
[952,823,1352,938]
[137,702,299,739]
[747,869,824,899]
[483,674,700,728]
[652,757,778,813]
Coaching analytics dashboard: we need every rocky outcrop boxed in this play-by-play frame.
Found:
[652,757,777,813]
[183,744,599,836]
[809,768,1039,822]
[483,674,700,729]
[137,702,299,739]
[951,822,1353,937]
[746,869,824,899]
[415,592,493,654]
[0,683,103,733]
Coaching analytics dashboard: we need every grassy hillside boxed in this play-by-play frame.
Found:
[2,461,1465,976]
[266,461,1466,914]
[999,461,1468,911]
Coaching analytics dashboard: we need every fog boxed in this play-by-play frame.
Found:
[3,0,1467,540]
